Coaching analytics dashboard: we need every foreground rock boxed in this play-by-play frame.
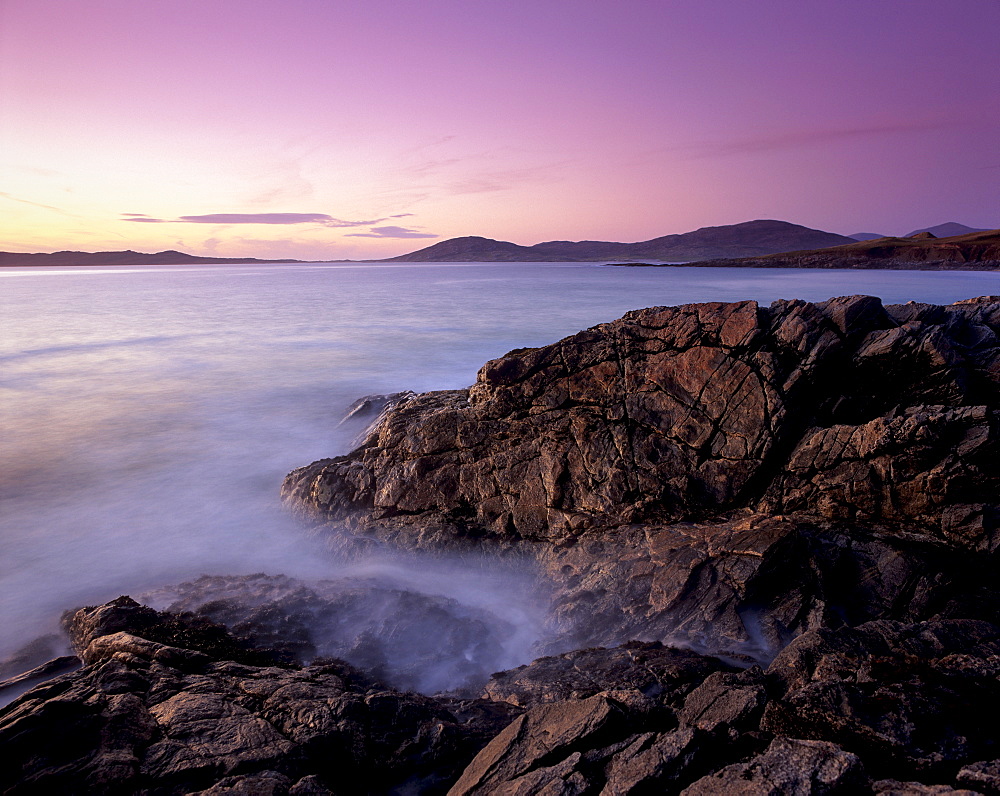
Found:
[0,598,520,795]
[282,296,1000,656]
[283,295,998,549]
[5,296,999,794]
[11,597,1000,794]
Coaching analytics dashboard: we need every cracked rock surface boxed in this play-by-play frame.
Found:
[5,296,1000,794]
[283,296,998,548]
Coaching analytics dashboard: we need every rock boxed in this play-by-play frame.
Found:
[874,781,980,795]
[537,514,1000,660]
[9,298,1000,795]
[189,771,293,795]
[447,694,633,795]
[678,666,768,732]
[600,726,714,794]
[482,641,732,708]
[0,634,70,679]
[283,297,998,548]
[762,619,1000,779]
[0,597,521,795]
[680,737,867,795]
[0,655,81,700]
[956,760,1000,794]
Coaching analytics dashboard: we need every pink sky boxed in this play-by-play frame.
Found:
[1,0,997,260]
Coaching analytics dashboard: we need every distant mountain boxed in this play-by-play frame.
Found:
[904,222,991,238]
[848,232,887,241]
[383,220,856,262]
[622,228,1000,271]
[0,249,302,267]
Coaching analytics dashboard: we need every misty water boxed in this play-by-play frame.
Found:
[2,262,996,690]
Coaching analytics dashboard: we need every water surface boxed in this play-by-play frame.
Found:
[1,262,995,665]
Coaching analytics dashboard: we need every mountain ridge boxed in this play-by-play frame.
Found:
[382,219,855,262]
[618,228,1000,270]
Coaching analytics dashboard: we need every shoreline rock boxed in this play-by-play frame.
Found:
[4,295,999,794]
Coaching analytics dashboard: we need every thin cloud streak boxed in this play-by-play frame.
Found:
[345,225,439,239]
[120,213,398,227]
[0,192,79,217]
[669,120,949,160]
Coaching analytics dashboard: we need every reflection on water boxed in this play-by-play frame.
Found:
[1,262,995,670]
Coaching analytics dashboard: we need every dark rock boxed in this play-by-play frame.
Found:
[601,726,715,794]
[0,634,70,679]
[957,760,1000,794]
[678,666,769,732]
[64,595,289,668]
[447,694,633,794]
[874,781,980,795]
[482,641,732,708]
[283,297,998,548]
[537,514,1000,660]
[0,597,522,796]
[680,737,868,795]
[762,619,1000,779]
[148,572,531,696]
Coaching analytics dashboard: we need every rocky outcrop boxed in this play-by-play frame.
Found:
[283,296,998,548]
[535,513,1000,658]
[0,598,520,795]
[9,599,1000,794]
[5,296,1000,794]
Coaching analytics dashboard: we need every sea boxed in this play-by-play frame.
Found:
[1,262,996,684]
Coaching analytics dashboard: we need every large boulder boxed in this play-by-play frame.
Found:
[282,297,998,548]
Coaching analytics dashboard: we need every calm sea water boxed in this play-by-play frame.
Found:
[1,262,996,666]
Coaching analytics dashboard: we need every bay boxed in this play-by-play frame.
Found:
[1,262,996,667]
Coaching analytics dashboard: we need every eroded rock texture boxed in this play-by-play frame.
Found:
[6,296,1000,794]
[282,296,999,548]
[0,598,520,795]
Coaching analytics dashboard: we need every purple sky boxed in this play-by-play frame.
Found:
[1,0,997,259]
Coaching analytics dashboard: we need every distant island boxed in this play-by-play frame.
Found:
[610,228,1000,271]
[382,219,855,262]
[4,219,996,269]
[848,222,990,242]
[0,250,303,267]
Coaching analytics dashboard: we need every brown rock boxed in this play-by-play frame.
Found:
[447,695,631,795]
[680,737,867,795]
[283,297,998,548]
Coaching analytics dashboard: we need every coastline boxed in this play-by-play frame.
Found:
[5,293,998,794]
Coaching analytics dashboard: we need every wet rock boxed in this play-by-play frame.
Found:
[957,760,1000,794]
[283,297,999,547]
[149,572,530,695]
[762,619,1000,779]
[0,655,81,702]
[680,737,867,795]
[0,597,521,796]
[0,634,70,679]
[482,641,732,708]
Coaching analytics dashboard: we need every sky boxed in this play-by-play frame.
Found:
[1,0,998,261]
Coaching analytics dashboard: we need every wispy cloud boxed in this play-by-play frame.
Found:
[345,225,439,239]
[0,191,79,217]
[671,120,946,160]
[121,212,393,226]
